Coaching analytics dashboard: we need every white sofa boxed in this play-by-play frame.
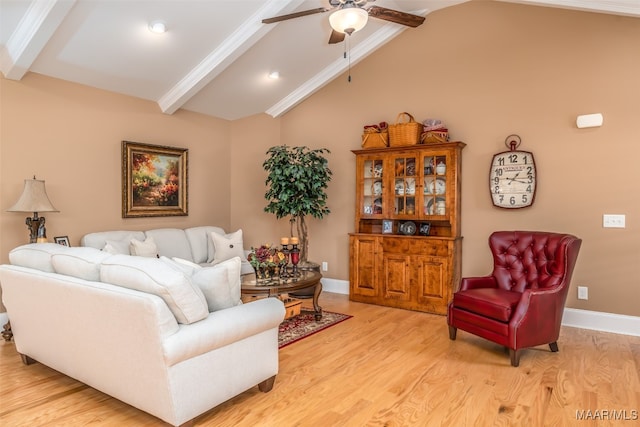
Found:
[80,226,254,275]
[0,242,285,427]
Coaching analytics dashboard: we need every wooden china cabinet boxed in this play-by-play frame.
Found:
[349,142,465,315]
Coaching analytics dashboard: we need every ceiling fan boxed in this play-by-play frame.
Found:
[262,0,426,44]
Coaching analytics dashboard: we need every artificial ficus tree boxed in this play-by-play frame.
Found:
[262,145,332,265]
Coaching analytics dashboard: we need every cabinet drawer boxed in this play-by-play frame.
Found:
[381,237,450,256]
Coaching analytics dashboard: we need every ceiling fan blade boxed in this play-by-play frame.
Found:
[328,30,345,44]
[262,7,328,24]
[367,6,425,28]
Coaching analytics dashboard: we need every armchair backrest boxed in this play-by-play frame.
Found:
[489,231,582,294]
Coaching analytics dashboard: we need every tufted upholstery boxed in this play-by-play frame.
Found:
[447,231,582,366]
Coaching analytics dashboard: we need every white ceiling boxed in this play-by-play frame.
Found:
[2,0,639,121]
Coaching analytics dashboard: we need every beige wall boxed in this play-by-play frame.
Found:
[0,73,232,310]
[2,2,639,317]
[230,2,640,317]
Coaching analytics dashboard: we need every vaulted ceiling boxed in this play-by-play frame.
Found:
[2,0,638,120]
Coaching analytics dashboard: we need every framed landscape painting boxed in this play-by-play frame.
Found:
[122,141,188,218]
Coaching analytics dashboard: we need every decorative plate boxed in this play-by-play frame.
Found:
[424,177,446,195]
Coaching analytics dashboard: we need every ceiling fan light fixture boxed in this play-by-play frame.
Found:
[148,20,167,34]
[329,5,368,34]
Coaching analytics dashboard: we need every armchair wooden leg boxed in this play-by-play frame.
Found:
[448,326,457,340]
[258,375,276,392]
[509,349,521,367]
[549,341,559,352]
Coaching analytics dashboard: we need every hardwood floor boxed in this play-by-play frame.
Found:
[1,293,639,426]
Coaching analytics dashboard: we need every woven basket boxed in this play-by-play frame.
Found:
[361,131,389,149]
[421,130,449,144]
[388,112,422,146]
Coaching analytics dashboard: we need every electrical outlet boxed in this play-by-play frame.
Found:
[603,214,625,228]
[322,261,328,272]
[577,286,588,300]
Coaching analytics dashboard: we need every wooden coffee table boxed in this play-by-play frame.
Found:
[241,270,323,320]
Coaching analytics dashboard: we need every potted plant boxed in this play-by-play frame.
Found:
[262,145,332,269]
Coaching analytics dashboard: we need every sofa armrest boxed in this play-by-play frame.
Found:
[459,276,497,291]
[162,297,285,366]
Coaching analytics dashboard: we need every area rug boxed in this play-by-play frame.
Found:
[279,310,352,348]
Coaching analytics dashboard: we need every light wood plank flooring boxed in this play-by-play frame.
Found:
[1,293,639,426]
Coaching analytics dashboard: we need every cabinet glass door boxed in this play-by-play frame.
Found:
[422,154,447,217]
[362,158,385,216]
[393,155,417,216]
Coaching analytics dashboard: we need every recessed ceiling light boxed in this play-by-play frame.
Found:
[149,20,167,34]
[268,71,280,79]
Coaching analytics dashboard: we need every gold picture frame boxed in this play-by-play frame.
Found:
[122,141,188,218]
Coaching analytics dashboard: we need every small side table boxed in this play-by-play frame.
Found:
[241,270,323,320]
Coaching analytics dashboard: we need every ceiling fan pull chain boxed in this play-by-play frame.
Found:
[346,36,352,82]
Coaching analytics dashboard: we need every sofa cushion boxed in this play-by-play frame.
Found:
[81,231,145,251]
[144,228,193,261]
[452,288,522,322]
[210,229,245,265]
[51,247,112,281]
[191,257,243,312]
[8,243,68,272]
[185,226,226,264]
[100,254,208,324]
[130,236,158,258]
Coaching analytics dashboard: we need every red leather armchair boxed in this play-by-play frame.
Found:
[448,231,582,366]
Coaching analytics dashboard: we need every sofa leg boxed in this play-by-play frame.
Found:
[20,353,36,365]
[549,341,559,352]
[258,375,276,392]
[509,349,521,367]
[448,325,457,340]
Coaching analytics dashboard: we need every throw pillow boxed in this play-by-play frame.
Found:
[103,238,131,255]
[101,254,209,324]
[158,256,201,276]
[130,236,158,257]
[209,229,245,265]
[191,257,242,312]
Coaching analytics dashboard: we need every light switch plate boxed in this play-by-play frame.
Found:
[577,286,588,300]
[603,214,625,228]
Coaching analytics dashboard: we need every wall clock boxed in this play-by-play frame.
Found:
[489,135,537,208]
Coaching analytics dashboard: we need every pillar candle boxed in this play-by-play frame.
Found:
[290,237,299,245]
[280,237,289,245]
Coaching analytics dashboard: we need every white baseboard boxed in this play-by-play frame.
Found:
[320,278,640,337]
[562,307,640,337]
[320,278,349,295]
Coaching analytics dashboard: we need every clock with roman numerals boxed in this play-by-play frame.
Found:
[489,135,537,208]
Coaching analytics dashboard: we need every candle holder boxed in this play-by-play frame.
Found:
[280,245,290,278]
[290,244,300,277]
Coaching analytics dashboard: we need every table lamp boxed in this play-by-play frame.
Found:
[7,177,59,243]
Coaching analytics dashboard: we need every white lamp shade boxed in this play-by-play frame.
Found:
[329,6,368,34]
[7,178,59,213]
